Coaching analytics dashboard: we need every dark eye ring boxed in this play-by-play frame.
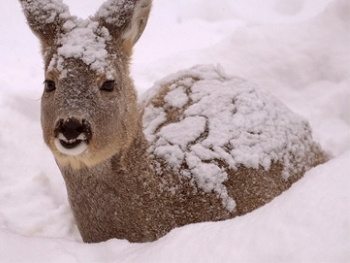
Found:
[44,80,56,92]
[100,80,115,92]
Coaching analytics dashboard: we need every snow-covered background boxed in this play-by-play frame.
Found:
[0,0,349,262]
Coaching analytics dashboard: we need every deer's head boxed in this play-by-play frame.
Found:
[19,0,152,169]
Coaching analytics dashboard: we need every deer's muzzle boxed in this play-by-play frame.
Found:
[54,118,92,156]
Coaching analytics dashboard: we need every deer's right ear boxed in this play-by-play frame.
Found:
[94,0,152,55]
[19,0,71,52]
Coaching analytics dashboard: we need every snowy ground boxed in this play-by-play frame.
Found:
[0,0,349,262]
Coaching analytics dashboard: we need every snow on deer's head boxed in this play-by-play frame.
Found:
[19,0,152,169]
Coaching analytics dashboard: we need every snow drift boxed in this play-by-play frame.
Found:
[0,0,348,262]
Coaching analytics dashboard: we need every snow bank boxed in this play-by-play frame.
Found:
[134,0,349,97]
[0,0,349,262]
[1,151,348,262]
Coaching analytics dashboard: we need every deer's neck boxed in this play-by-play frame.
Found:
[58,131,170,243]
[57,119,235,243]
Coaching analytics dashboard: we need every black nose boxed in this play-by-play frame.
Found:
[55,118,90,140]
[62,118,83,140]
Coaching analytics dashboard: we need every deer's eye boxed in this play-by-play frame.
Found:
[100,80,115,92]
[44,80,56,92]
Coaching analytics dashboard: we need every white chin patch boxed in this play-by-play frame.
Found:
[54,138,88,156]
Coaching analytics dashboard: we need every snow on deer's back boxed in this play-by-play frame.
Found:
[141,64,328,215]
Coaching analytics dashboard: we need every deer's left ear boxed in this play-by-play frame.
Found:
[19,0,71,54]
[94,0,152,55]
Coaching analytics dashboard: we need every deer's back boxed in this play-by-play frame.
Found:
[141,65,327,216]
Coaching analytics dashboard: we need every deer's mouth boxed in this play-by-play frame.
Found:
[54,133,89,156]
[60,138,84,149]
[59,138,87,149]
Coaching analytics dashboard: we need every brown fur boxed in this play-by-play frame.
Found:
[19,0,328,243]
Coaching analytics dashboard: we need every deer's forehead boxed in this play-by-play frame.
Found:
[46,18,117,79]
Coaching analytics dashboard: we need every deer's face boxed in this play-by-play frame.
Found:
[19,0,152,169]
[42,52,138,169]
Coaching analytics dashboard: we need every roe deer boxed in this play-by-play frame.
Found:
[19,0,328,243]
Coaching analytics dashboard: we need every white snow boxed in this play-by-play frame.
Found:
[19,0,71,25]
[142,64,324,208]
[0,0,349,262]
[20,0,116,77]
[49,17,114,77]
[96,0,135,25]
[56,19,112,75]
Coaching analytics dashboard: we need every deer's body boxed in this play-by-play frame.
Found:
[20,0,327,243]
